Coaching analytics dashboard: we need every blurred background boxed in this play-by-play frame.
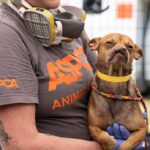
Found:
[61,0,150,140]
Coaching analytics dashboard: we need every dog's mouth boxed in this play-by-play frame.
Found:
[108,51,128,64]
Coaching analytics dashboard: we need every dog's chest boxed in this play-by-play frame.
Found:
[97,80,128,95]
[92,92,138,123]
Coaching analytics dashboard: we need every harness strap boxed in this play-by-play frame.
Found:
[91,83,141,101]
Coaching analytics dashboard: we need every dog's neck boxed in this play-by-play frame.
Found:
[95,62,133,96]
[97,62,132,76]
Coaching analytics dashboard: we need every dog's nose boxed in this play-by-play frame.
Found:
[114,47,127,53]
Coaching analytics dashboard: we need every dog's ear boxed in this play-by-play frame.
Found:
[88,38,101,51]
[134,44,143,60]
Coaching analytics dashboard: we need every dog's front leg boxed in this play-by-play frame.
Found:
[89,125,116,150]
[119,128,147,150]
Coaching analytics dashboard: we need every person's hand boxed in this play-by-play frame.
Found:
[106,123,145,150]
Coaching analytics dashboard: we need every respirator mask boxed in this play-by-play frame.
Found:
[6,0,86,47]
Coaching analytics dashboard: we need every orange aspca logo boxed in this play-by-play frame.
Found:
[47,47,92,91]
[52,88,85,110]
[0,79,19,88]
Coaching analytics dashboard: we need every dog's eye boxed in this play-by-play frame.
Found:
[106,41,114,46]
[126,45,133,49]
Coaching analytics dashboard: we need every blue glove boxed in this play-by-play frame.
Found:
[107,123,145,150]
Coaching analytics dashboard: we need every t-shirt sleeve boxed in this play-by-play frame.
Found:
[0,22,38,105]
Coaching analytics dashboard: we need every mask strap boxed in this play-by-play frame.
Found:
[57,6,66,13]
[21,0,32,9]
[19,0,32,14]
[6,0,21,15]
[5,0,32,17]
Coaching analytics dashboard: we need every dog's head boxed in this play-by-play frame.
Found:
[89,33,143,66]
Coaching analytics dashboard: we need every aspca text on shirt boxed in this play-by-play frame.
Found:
[46,46,92,110]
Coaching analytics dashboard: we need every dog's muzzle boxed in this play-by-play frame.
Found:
[109,46,128,64]
[114,47,127,54]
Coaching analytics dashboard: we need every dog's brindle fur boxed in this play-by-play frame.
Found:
[88,33,148,150]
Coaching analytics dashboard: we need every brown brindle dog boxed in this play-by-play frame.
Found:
[88,33,148,150]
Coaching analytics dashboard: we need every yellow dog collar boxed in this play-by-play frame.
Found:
[96,70,131,82]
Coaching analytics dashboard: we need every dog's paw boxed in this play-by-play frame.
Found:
[102,143,116,150]
[119,143,131,150]
[101,136,116,150]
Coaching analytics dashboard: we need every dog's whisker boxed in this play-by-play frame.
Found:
[119,67,123,76]
[108,64,113,75]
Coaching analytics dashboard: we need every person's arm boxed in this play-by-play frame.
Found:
[0,104,102,150]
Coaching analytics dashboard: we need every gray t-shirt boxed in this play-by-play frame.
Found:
[0,4,97,140]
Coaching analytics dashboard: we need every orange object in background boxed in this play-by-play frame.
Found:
[116,3,133,19]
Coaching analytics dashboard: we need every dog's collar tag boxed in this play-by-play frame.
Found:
[96,70,131,82]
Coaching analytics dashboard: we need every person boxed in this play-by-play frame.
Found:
[0,0,144,150]
[0,0,101,149]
